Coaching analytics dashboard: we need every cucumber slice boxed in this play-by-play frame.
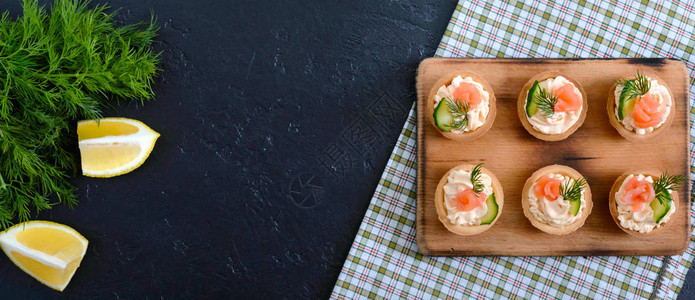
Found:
[650,197,672,224]
[525,81,541,117]
[433,99,453,132]
[569,199,581,216]
[480,193,498,225]
[617,85,636,120]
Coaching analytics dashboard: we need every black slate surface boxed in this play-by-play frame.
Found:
[0,0,456,298]
[1,0,694,299]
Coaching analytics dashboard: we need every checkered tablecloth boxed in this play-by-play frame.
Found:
[331,1,695,299]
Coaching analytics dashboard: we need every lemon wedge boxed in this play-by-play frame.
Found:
[78,117,160,178]
[0,221,88,291]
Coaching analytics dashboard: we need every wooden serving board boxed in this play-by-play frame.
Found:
[416,58,691,256]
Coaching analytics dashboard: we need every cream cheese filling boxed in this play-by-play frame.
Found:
[443,169,493,226]
[528,173,586,228]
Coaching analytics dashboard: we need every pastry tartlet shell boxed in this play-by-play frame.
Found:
[517,71,588,142]
[608,169,679,236]
[435,164,504,235]
[427,72,497,141]
[606,74,675,141]
[521,164,593,235]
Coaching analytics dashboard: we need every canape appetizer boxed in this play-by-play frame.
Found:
[518,72,588,141]
[435,163,504,235]
[428,72,497,141]
[522,165,592,235]
[609,170,685,235]
[607,72,674,140]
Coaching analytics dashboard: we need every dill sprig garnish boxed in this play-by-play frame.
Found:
[617,71,651,102]
[0,0,160,229]
[532,83,558,117]
[560,177,586,202]
[653,171,686,205]
[470,163,485,195]
[444,97,470,131]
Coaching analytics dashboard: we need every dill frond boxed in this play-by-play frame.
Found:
[470,163,484,195]
[653,171,686,205]
[0,0,160,228]
[560,177,586,202]
[444,97,470,131]
[616,71,651,102]
[533,84,558,117]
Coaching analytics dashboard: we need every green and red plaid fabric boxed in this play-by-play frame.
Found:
[331,1,695,299]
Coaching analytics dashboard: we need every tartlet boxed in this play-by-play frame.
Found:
[427,72,497,141]
[517,72,588,141]
[435,163,504,235]
[609,170,684,236]
[521,165,592,235]
[607,72,675,141]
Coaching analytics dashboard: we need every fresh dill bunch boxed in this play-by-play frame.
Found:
[560,177,586,202]
[617,71,651,102]
[532,83,558,117]
[653,171,686,205]
[444,97,470,130]
[469,163,485,195]
[0,0,160,229]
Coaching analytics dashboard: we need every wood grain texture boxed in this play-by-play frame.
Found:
[416,58,691,256]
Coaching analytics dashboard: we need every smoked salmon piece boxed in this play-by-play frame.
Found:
[452,82,482,108]
[632,94,663,128]
[533,176,562,201]
[452,188,487,211]
[553,84,582,112]
[621,177,655,211]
